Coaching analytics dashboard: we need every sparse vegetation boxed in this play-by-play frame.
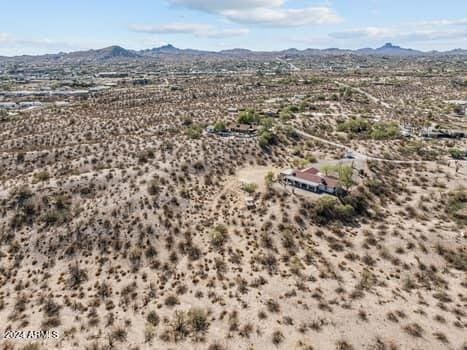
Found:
[0,51,465,350]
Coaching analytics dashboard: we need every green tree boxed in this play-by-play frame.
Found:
[337,165,353,189]
[238,109,259,125]
[213,121,227,132]
[265,171,275,189]
[258,130,277,148]
[450,148,465,160]
[321,164,335,176]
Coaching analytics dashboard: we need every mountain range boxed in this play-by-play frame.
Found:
[1,43,467,63]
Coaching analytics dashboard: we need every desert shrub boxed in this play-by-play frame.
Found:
[145,324,156,342]
[449,148,465,160]
[111,326,127,342]
[282,230,296,250]
[170,311,190,341]
[137,149,155,163]
[313,196,355,225]
[33,194,71,227]
[260,254,277,273]
[182,116,193,125]
[43,297,61,318]
[9,186,36,227]
[186,124,203,139]
[164,295,180,307]
[265,171,275,188]
[365,179,391,197]
[357,269,377,290]
[403,323,424,337]
[9,185,33,206]
[21,344,41,350]
[436,244,467,271]
[68,263,88,288]
[336,340,354,350]
[209,224,228,248]
[444,188,466,224]
[147,179,161,196]
[272,330,284,345]
[187,308,209,333]
[33,171,50,182]
[207,343,227,350]
[370,122,400,140]
[147,310,160,326]
[266,299,280,313]
[306,153,317,163]
[16,152,25,163]
[242,183,258,194]
[41,208,70,226]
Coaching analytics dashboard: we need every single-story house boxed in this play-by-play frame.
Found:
[280,167,341,195]
[227,123,258,135]
[421,128,465,139]
[206,123,258,138]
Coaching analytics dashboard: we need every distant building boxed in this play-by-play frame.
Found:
[262,109,278,117]
[18,101,43,108]
[227,123,258,135]
[245,196,256,209]
[455,104,466,117]
[421,127,465,139]
[445,100,467,117]
[0,102,17,109]
[206,123,258,138]
[97,72,129,78]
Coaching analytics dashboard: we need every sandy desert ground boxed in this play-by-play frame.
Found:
[0,73,466,350]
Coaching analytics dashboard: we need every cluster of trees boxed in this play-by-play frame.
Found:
[337,118,400,140]
[313,196,355,225]
[370,121,400,140]
[279,105,301,120]
[238,109,260,125]
[321,164,354,190]
[450,148,466,160]
[258,129,278,148]
[311,186,369,225]
[237,109,279,149]
[337,118,370,134]
[212,107,286,149]
[445,188,466,224]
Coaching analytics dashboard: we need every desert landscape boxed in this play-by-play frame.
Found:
[0,47,466,350]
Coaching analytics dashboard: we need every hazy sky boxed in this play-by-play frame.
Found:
[1,0,467,55]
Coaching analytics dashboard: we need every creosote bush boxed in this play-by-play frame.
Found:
[209,224,228,248]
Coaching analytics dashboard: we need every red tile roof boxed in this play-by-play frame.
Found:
[302,167,320,175]
[293,169,340,189]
